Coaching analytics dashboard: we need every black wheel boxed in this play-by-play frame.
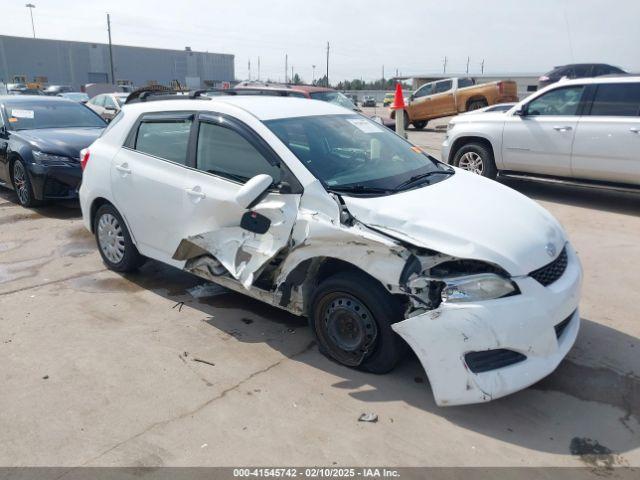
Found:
[309,271,406,374]
[453,142,497,179]
[12,159,40,208]
[467,100,488,111]
[412,120,428,130]
[94,203,145,272]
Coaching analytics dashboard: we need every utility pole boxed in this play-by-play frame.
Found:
[326,41,330,87]
[382,65,385,87]
[466,56,470,75]
[25,4,36,39]
[312,65,316,84]
[107,14,115,85]
[481,59,485,75]
[291,66,294,83]
[443,56,448,74]
[258,57,260,81]
[248,59,251,80]
[285,54,288,84]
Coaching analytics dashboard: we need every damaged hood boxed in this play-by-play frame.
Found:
[341,169,565,276]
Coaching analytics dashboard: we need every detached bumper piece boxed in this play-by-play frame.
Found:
[465,349,526,373]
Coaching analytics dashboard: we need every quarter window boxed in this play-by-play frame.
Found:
[196,122,281,183]
[526,86,584,116]
[589,83,640,116]
[135,119,192,165]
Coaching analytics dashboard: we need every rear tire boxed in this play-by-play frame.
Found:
[412,120,428,130]
[453,142,497,180]
[94,203,145,272]
[309,271,406,374]
[467,99,488,111]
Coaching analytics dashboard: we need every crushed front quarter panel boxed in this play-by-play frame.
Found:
[392,245,582,406]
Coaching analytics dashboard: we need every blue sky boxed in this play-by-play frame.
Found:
[3,0,639,82]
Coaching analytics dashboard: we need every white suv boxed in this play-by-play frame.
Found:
[442,76,640,189]
[80,93,582,406]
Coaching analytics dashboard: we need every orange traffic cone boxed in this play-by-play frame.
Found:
[391,82,405,110]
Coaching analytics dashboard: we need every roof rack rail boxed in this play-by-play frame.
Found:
[124,86,304,105]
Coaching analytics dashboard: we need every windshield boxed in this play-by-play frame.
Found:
[309,91,357,110]
[3,100,106,130]
[265,114,451,194]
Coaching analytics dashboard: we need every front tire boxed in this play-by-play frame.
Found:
[94,204,145,272]
[309,271,405,374]
[12,159,40,208]
[412,120,428,130]
[453,142,498,179]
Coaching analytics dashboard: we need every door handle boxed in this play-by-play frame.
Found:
[630,127,640,134]
[553,126,573,132]
[115,163,131,174]
[186,187,206,199]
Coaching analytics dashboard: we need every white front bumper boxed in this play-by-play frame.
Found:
[392,244,582,406]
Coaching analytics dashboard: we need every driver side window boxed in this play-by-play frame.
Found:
[196,122,282,184]
[526,86,585,116]
[413,83,434,99]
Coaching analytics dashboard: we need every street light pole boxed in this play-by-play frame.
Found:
[107,13,115,85]
[25,3,36,39]
[312,65,316,84]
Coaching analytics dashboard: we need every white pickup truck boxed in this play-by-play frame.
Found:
[442,76,640,189]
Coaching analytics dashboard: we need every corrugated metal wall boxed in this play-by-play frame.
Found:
[0,35,234,89]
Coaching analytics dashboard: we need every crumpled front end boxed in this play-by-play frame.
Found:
[392,245,582,406]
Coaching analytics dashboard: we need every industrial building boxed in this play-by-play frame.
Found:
[0,34,235,90]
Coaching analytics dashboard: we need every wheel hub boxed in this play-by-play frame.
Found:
[97,213,125,264]
[321,294,378,366]
[458,151,484,174]
[13,162,29,205]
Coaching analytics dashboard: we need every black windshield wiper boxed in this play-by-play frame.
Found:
[329,184,394,195]
[393,170,454,191]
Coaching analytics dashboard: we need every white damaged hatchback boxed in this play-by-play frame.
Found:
[79,93,582,406]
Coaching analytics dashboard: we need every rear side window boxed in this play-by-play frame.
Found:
[588,83,640,116]
[196,122,281,183]
[135,119,192,165]
[435,80,453,93]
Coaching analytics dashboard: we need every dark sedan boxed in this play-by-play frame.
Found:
[0,96,106,207]
[538,63,626,88]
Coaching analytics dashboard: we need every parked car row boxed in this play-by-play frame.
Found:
[1,86,586,407]
[442,76,640,190]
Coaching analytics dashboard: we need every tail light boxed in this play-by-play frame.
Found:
[80,148,90,171]
[497,81,504,95]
